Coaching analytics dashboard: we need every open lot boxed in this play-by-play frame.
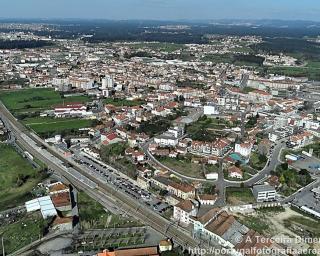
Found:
[226,187,255,205]
[237,207,320,244]
[0,144,45,210]
[157,156,205,179]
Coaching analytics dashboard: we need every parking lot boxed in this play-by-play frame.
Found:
[291,155,320,175]
[73,152,171,215]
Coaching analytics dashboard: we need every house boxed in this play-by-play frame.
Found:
[113,114,129,125]
[228,166,243,179]
[52,216,73,231]
[192,209,249,249]
[97,247,159,256]
[289,131,314,149]
[48,182,69,195]
[197,194,218,206]
[131,151,146,163]
[234,142,253,158]
[258,139,272,156]
[248,89,273,103]
[101,132,122,145]
[253,184,276,202]
[159,239,173,252]
[51,191,72,211]
[189,138,232,157]
[167,182,196,200]
[154,133,178,147]
[54,102,88,117]
[173,199,198,225]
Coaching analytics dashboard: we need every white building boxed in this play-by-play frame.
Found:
[252,185,276,202]
[173,200,198,225]
[234,142,253,158]
[154,133,178,147]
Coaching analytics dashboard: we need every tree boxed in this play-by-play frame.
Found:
[281,162,289,170]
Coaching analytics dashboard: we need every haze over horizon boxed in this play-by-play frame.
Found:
[1,0,320,22]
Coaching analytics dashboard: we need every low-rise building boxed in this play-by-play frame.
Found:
[253,184,276,202]
[173,199,198,225]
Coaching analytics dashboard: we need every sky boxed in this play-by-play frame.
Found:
[1,0,320,21]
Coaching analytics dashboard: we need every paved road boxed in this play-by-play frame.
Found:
[0,101,213,253]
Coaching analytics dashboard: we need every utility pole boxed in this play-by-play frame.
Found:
[1,236,5,256]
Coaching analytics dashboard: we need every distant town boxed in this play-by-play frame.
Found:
[0,20,320,256]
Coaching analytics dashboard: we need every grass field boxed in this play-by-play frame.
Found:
[0,144,44,210]
[226,187,255,205]
[104,98,144,107]
[0,88,90,114]
[0,213,47,254]
[22,116,94,136]
[157,156,205,179]
[78,192,141,229]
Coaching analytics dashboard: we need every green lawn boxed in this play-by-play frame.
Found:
[0,144,45,210]
[22,116,94,137]
[226,187,255,205]
[78,192,142,229]
[0,88,91,114]
[157,156,205,179]
[0,213,48,254]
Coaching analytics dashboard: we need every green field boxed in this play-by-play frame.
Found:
[0,88,90,114]
[104,98,144,107]
[22,116,94,137]
[78,192,142,229]
[0,213,48,254]
[226,187,255,205]
[0,144,45,210]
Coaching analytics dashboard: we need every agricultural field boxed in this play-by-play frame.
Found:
[78,192,142,229]
[0,213,48,254]
[0,144,46,210]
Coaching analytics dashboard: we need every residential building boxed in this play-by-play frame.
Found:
[173,199,198,225]
[253,185,276,202]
